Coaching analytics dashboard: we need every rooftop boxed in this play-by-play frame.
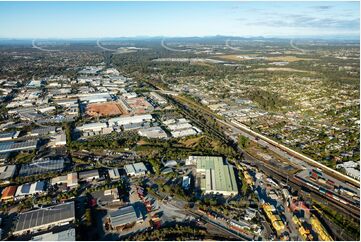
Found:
[14,202,75,235]
[109,204,142,228]
[194,156,238,195]
[31,228,76,241]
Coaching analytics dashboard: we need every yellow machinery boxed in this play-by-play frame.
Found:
[262,203,285,234]
[310,215,333,241]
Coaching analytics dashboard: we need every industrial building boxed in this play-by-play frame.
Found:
[1,185,17,201]
[0,131,20,141]
[149,92,167,105]
[124,162,148,177]
[51,172,78,189]
[138,126,168,139]
[28,126,57,137]
[76,122,108,132]
[31,228,76,241]
[15,181,46,199]
[0,140,38,153]
[188,156,238,196]
[0,165,16,181]
[50,132,67,147]
[108,168,120,180]
[108,204,143,230]
[19,157,66,176]
[108,114,153,127]
[163,118,201,138]
[13,202,75,236]
[79,92,112,103]
[78,169,100,182]
[182,176,191,190]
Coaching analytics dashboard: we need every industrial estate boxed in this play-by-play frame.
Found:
[0,1,360,242]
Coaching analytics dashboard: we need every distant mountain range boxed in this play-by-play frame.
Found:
[0,35,359,45]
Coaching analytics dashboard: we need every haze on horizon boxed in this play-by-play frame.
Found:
[0,1,359,39]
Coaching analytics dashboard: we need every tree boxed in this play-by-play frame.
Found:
[238,135,250,148]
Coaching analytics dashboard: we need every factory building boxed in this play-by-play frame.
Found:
[15,181,46,200]
[108,204,143,230]
[108,114,153,127]
[13,202,75,236]
[31,228,76,241]
[0,165,16,181]
[0,140,38,153]
[51,172,78,189]
[138,126,168,139]
[124,162,148,177]
[0,131,20,141]
[188,156,238,196]
[19,157,66,177]
[78,169,100,182]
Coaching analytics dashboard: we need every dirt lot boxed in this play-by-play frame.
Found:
[86,102,126,117]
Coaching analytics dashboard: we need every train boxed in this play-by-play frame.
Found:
[296,175,357,206]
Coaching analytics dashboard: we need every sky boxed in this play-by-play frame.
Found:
[0,1,359,39]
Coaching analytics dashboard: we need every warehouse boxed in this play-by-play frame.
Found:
[31,228,76,241]
[138,126,168,139]
[189,156,238,196]
[76,122,108,132]
[51,172,78,189]
[13,202,75,236]
[0,140,38,153]
[78,169,100,182]
[19,157,66,177]
[108,168,120,180]
[0,165,16,181]
[28,126,57,137]
[0,131,20,141]
[79,93,112,103]
[124,162,148,177]
[108,114,153,126]
[108,204,143,230]
[15,181,46,199]
[149,92,167,105]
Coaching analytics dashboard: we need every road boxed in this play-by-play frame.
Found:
[227,119,359,186]
[157,88,359,187]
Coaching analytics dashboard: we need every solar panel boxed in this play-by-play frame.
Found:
[14,202,75,234]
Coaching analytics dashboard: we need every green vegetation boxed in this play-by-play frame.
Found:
[13,151,36,164]
[314,202,360,240]
[127,224,208,241]
[238,135,250,149]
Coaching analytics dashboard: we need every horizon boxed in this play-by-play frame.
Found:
[0,1,359,39]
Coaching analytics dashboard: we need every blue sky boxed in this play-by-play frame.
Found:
[0,1,359,38]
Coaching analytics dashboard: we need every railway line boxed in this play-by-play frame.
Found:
[148,81,360,221]
[249,158,360,221]
[185,210,252,241]
[227,119,360,187]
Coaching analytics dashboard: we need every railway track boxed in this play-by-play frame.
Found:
[185,210,251,241]
[250,159,360,221]
[146,81,360,221]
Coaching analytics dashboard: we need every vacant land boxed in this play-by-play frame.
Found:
[86,102,125,117]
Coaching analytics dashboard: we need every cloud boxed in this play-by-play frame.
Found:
[239,14,360,31]
[314,5,333,10]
